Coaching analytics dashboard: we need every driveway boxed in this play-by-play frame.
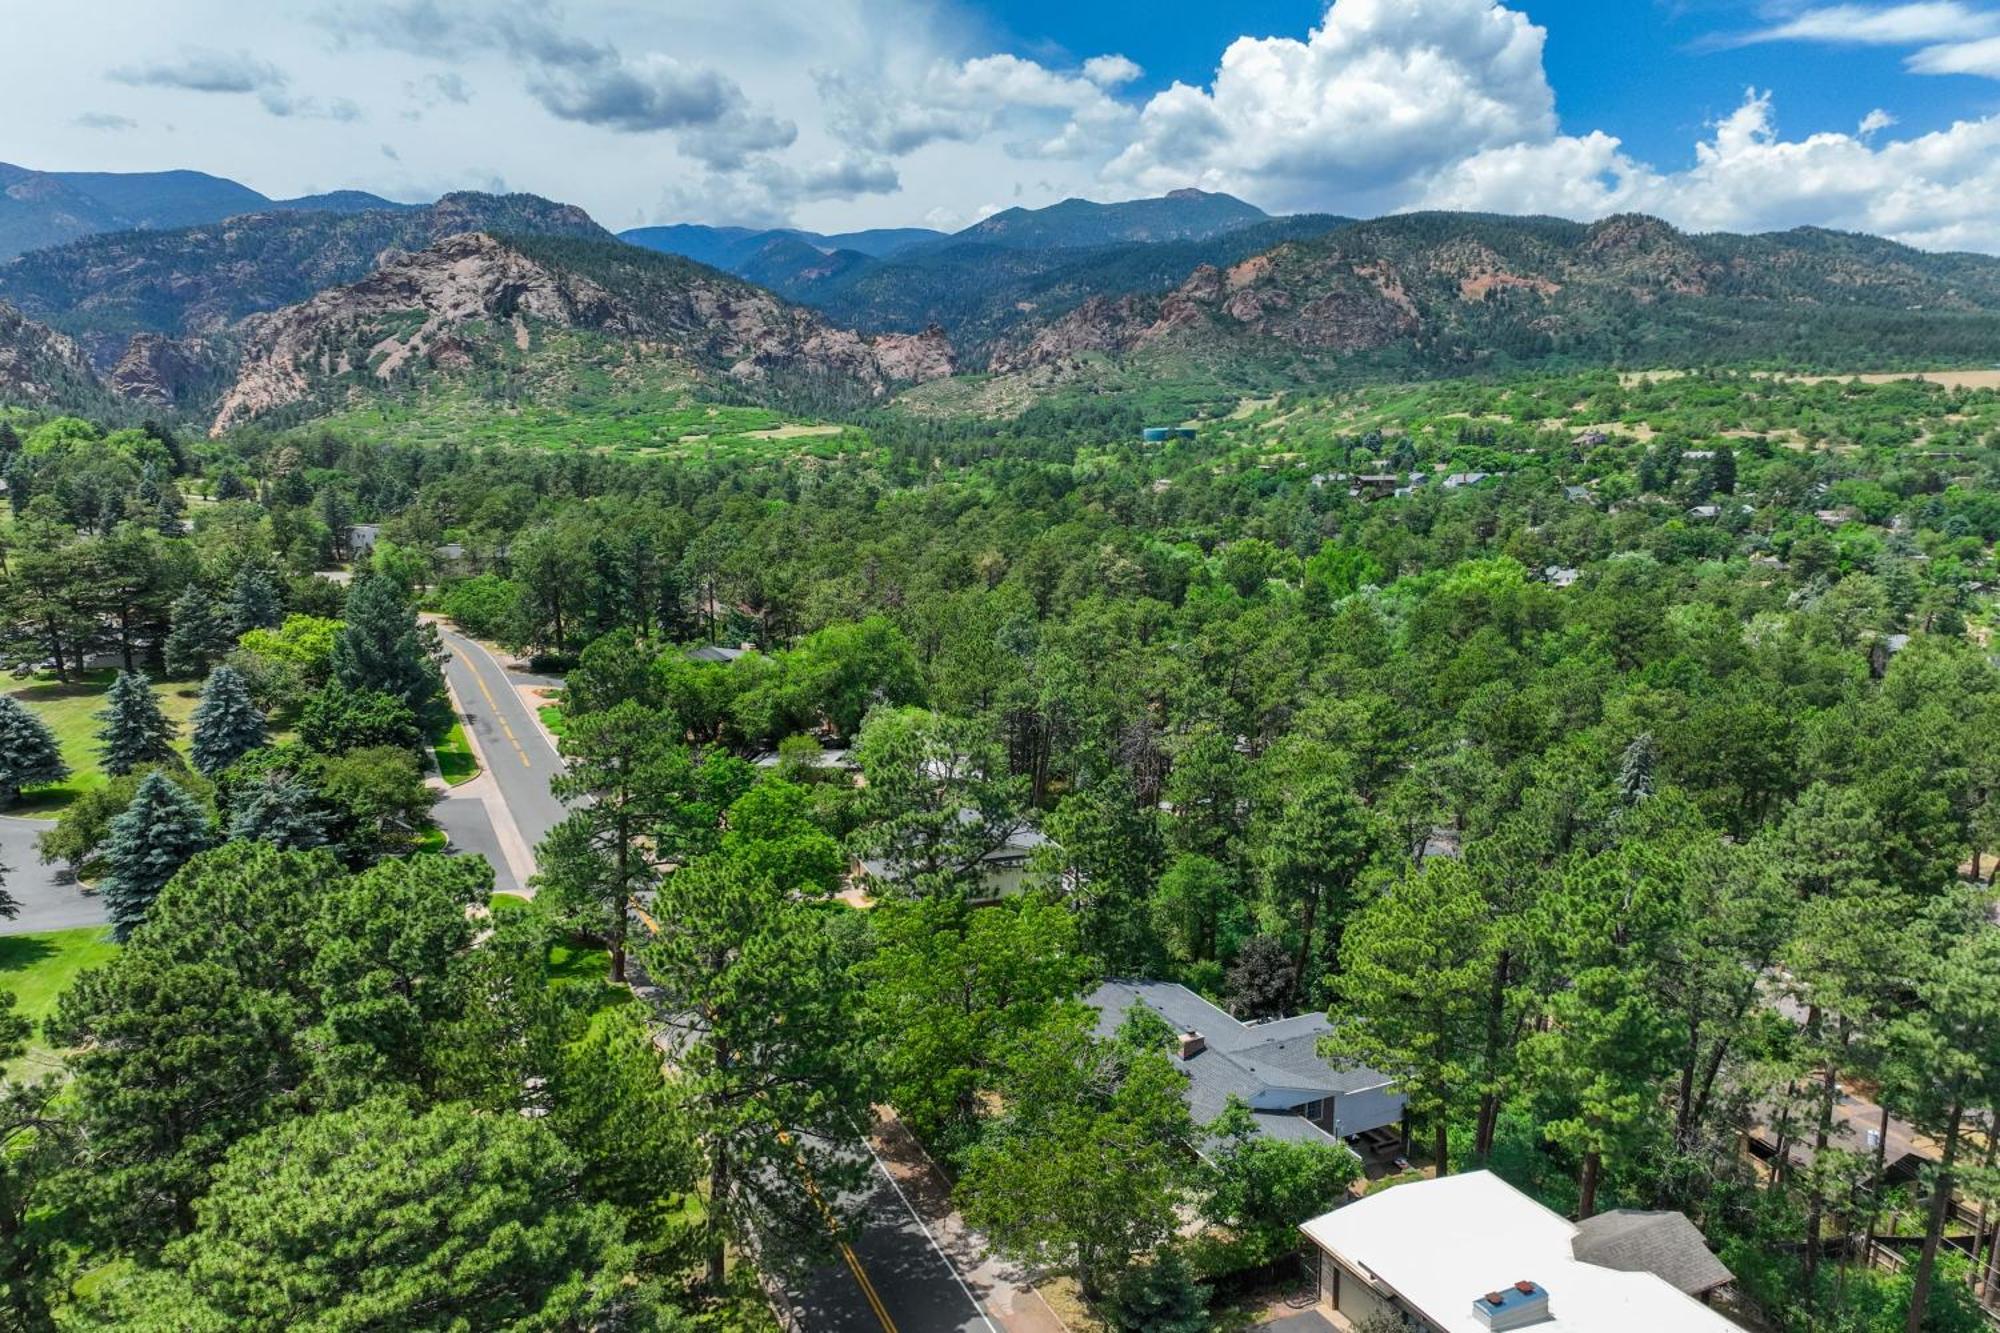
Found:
[0,816,110,935]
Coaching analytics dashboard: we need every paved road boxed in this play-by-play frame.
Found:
[0,816,109,935]
[433,625,567,883]
[783,1145,996,1333]
[435,628,998,1332]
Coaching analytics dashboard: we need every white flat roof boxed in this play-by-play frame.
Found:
[1300,1172,1741,1333]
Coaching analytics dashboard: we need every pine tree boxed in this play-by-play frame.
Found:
[332,576,445,730]
[96,671,179,776]
[1618,732,1658,805]
[227,567,283,636]
[227,774,334,852]
[190,666,268,777]
[100,771,210,939]
[163,585,234,678]
[0,695,69,804]
[1103,1247,1212,1333]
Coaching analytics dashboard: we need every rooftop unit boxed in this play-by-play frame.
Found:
[1473,1280,1551,1331]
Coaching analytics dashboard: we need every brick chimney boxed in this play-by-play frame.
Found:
[1176,1031,1206,1060]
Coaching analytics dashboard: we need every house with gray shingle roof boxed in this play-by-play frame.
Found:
[1086,980,1405,1154]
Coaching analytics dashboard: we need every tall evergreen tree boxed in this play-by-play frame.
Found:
[100,771,210,939]
[227,568,283,637]
[1618,732,1658,805]
[163,585,234,678]
[226,774,334,852]
[0,696,68,804]
[332,576,445,730]
[95,671,178,776]
[190,666,268,777]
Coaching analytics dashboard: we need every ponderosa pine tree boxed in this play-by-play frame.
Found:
[0,696,67,804]
[190,666,268,777]
[332,576,445,731]
[95,671,177,776]
[163,585,234,678]
[100,771,210,939]
[227,567,283,637]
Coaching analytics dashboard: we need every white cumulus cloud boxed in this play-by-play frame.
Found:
[1103,0,1556,212]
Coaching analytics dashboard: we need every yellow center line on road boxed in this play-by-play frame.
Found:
[461,648,533,768]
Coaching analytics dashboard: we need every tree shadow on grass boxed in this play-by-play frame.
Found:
[0,937,57,974]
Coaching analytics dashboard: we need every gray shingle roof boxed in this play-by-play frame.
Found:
[1571,1210,1735,1296]
[1086,980,1401,1146]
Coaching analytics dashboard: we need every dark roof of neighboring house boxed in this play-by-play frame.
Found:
[1085,981,1400,1144]
[1571,1210,1735,1296]
[686,645,748,663]
[858,816,1047,883]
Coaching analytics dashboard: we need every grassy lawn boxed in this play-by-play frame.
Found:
[6,670,201,812]
[0,926,119,1080]
[486,895,626,1003]
[433,721,480,786]
[538,704,566,737]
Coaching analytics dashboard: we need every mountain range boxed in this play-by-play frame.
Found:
[0,161,412,261]
[7,171,2000,433]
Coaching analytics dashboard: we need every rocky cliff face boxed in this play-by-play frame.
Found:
[0,300,101,407]
[870,325,956,383]
[107,333,223,408]
[0,191,614,364]
[210,232,955,434]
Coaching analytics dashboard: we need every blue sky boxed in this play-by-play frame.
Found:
[988,0,1999,163]
[9,0,2000,248]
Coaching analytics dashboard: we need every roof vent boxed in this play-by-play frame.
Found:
[1176,1031,1206,1060]
[1473,1280,1551,1331]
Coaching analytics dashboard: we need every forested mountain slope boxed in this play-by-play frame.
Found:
[0,300,109,411]
[980,212,2000,385]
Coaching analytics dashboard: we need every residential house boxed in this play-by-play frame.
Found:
[856,814,1049,902]
[1301,1171,1741,1332]
[1563,486,1593,504]
[685,644,751,664]
[1543,566,1581,589]
[1441,471,1493,490]
[1085,980,1405,1157]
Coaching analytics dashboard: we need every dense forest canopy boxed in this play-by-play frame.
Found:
[0,363,1996,1330]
